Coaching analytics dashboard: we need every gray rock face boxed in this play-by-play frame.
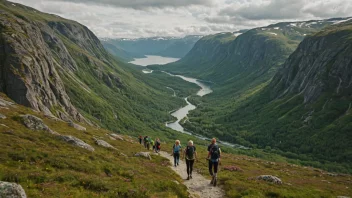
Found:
[0,7,87,123]
[20,114,59,135]
[68,121,86,131]
[135,152,151,160]
[59,135,95,152]
[0,181,27,198]
[271,22,352,103]
[256,175,282,184]
[93,138,117,150]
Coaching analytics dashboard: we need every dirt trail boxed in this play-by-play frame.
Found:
[159,151,224,198]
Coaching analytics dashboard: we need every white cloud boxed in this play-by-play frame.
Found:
[9,0,352,38]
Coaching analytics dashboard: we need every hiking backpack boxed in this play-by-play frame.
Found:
[186,146,195,160]
[173,144,181,153]
[210,144,220,161]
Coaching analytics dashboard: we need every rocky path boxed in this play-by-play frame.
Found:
[159,151,224,198]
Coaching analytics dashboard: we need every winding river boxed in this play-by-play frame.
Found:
[130,56,249,149]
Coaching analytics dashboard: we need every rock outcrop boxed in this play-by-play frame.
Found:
[0,181,27,198]
[0,3,92,123]
[59,135,95,152]
[256,175,282,184]
[109,133,124,141]
[20,114,59,135]
[68,121,86,131]
[93,138,117,150]
[271,21,352,103]
[135,152,152,160]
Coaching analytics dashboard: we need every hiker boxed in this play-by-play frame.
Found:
[155,138,161,153]
[172,140,181,167]
[183,140,197,180]
[143,136,148,148]
[146,136,151,150]
[207,138,221,186]
[138,135,142,144]
[151,139,155,151]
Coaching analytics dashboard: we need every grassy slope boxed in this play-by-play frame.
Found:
[1,95,351,197]
[0,95,189,197]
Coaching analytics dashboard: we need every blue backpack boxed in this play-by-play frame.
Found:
[173,145,181,153]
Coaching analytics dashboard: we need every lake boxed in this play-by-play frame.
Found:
[129,55,180,66]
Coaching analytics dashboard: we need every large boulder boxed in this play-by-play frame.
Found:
[68,121,86,131]
[135,152,151,160]
[93,138,117,150]
[0,181,27,198]
[20,115,59,135]
[59,135,94,152]
[256,175,282,184]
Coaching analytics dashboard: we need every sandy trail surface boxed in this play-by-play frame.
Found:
[159,151,224,198]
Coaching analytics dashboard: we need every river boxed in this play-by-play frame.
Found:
[130,55,249,149]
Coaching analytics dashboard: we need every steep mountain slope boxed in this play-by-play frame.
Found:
[183,19,352,172]
[103,35,201,58]
[0,0,192,137]
[158,18,349,85]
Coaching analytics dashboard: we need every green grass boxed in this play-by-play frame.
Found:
[0,96,189,197]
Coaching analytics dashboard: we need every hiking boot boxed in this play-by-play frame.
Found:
[187,176,190,180]
[213,177,217,187]
[210,176,214,184]
[190,175,193,179]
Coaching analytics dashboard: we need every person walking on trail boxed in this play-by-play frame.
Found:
[172,140,182,167]
[155,138,161,153]
[138,135,142,145]
[146,136,151,150]
[151,139,155,151]
[207,138,221,186]
[143,136,148,148]
[183,140,197,180]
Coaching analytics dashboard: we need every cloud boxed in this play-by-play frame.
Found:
[217,0,352,21]
[43,0,215,9]
[9,0,352,38]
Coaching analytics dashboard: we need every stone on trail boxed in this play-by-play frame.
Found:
[20,114,59,135]
[256,175,282,184]
[59,135,95,151]
[93,138,117,150]
[68,121,86,131]
[0,181,27,198]
[135,152,151,160]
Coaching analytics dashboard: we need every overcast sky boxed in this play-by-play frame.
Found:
[10,0,352,38]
